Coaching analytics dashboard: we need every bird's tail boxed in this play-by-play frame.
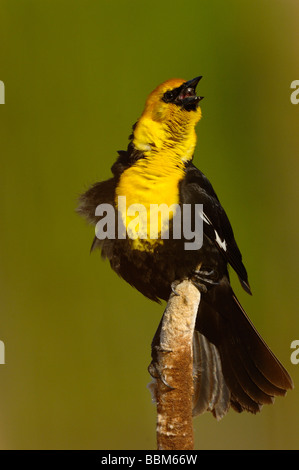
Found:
[192,281,294,419]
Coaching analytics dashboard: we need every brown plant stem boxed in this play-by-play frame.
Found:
[148,280,201,450]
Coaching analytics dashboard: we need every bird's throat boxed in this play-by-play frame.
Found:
[132,115,197,163]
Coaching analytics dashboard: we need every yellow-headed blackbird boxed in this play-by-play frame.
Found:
[78,77,293,419]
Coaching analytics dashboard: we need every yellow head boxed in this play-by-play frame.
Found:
[133,76,203,162]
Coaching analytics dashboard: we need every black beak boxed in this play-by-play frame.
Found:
[162,75,204,110]
[184,76,202,91]
[184,76,204,102]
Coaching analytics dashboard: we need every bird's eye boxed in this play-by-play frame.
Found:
[162,90,174,103]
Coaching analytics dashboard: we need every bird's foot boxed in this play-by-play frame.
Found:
[171,280,182,296]
[191,268,219,293]
[148,351,174,390]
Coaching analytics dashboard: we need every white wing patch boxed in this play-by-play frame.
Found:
[214,230,227,251]
[200,211,227,252]
[200,211,212,225]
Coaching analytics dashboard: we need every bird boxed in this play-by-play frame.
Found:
[77,76,293,419]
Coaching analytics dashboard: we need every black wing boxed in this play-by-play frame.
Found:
[180,163,251,294]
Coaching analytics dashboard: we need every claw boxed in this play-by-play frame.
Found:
[196,277,219,286]
[191,281,208,294]
[171,280,181,296]
[159,371,174,389]
[148,354,175,390]
[194,269,215,277]
[148,361,160,379]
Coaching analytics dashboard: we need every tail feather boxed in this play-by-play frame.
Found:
[192,331,230,420]
[221,310,287,399]
[193,278,293,418]
[228,294,293,391]
[218,321,272,412]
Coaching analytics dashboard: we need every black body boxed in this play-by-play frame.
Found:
[78,138,293,419]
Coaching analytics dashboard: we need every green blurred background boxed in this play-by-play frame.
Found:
[0,0,299,450]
